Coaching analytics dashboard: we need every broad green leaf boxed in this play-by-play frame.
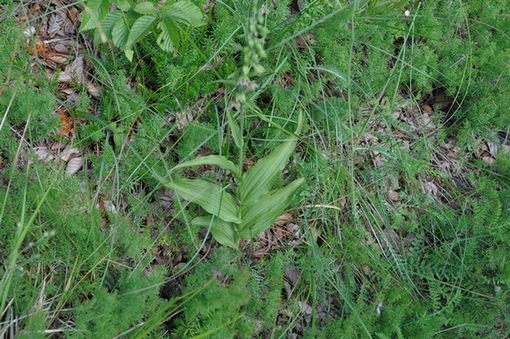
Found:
[133,2,159,15]
[114,0,133,12]
[227,110,242,148]
[111,17,129,48]
[156,20,180,53]
[192,216,238,249]
[124,49,134,62]
[126,15,157,49]
[163,1,205,27]
[238,139,298,204]
[164,178,241,224]
[80,0,110,32]
[238,178,304,239]
[101,11,123,38]
[174,155,241,180]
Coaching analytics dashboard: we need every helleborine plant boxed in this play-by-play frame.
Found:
[79,0,205,61]
[158,138,304,249]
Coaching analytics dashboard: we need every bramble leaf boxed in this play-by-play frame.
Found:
[80,0,110,32]
[101,11,123,38]
[162,1,206,27]
[114,0,133,12]
[133,2,159,15]
[157,20,180,53]
[111,17,129,48]
[126,15,157,49]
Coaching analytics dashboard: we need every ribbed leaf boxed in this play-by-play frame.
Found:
[114,0,133,12]
[192,216,238,249]
[156,20,180,52]
[238,178,304,239]
[111,17,129,48]
[133,1,159,15]
[126,15,157,49]
[80,0,110,32]
[165,178,240,224]
[238,139,297,204]
[101,11,123,38]
[163,1,205,27]
[174,155,241,180]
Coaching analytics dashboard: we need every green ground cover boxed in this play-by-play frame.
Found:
[1,0,510,337]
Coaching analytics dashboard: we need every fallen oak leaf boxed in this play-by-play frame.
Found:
[66,156,82,176]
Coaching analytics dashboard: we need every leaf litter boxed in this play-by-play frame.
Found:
[15,0,102,180]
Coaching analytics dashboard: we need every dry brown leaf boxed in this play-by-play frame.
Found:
[175,110,194,131]
[50,142,67,151]
[34,146,54,161]
[66,7,80,24]
[422,104,433,115]
[86,82,102,98]
[387,190,399,202]
[58,71,72,83]
[52,41,72,54]
[45,52,68,64]
[482,156,495,165]
[486,141,499,158]
[66,156,82,176]
[67,56,85,83]
[24,26,36,39]
[97,199,117,213]
[422,181,438,196]
[416,113,435,132]
[59,147,79,161]
[47,13,65,37]
[59,87,76,95]
[57,108,73,137]
[372,151,386,168]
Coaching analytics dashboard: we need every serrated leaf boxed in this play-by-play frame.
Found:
[126,15,157,49]
[101,11,123,38]
[156,20,180,53]
[192,216,238,249]
[227,110,242,148]
[238,178,304,239]
[80,0,110,32]
[238,139,298,204]
[174,155,241,180]
[114,0,133,12]
[163,1,205,27]
[133,2,159,15]
[164,178,241,223]
[112,17,129,48]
